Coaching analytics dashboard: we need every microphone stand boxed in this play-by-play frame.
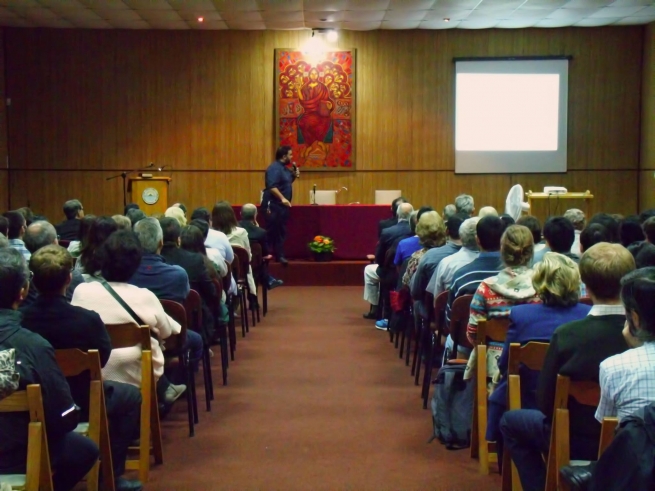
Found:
[106,163,155,208]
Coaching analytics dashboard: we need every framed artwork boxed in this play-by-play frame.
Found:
[275,49,355,171]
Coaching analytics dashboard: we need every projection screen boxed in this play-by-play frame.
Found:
[454,58,569,174]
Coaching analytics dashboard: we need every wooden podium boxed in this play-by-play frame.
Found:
[128,176,171,216]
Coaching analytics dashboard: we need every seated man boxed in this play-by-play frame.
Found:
[363,202,413,319]
[2,211,30,260]
[564,208,586,258]
[501,243,636,491]
[20,220,84,310]
[378,196,406,238]
[533,216,578,264]
[21,245,143,491]
[393,210,420,266]
[238,203,283,290]
[0,248,99,491]
[55,199,84,241]
[191,207,234,265]
[517,215,545,263]
[454,194,475,217]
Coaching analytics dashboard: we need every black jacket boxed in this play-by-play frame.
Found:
[0,309,77,471]
[375,220,411,267]
[55,218,81,241]
[19,269,85,312]
[378,216,398,238]
[21,295,111,418]
[238,220,269,256]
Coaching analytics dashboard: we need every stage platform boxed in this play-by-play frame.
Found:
[268,260,367,286]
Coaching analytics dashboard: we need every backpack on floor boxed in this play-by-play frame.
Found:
[429,362,474,450]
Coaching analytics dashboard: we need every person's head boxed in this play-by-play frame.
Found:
[543,216,575,253]
[588,213,620,243]
[500,224,534,267]
[191,207,211,223]
[112,214,132,231]
[443,204,456,220]
[275,145,293,164]
[309,67,319,81]
[24,221,57,254]
[517,215,542,245]
[643,216,655,244]
[63,199,84,220]
[0,248,29,309]
[639,209,655,224]
[619,215,644,247]
[79,216,118,274]
[165,206,186,227]
[499,214,515,230]
[563,209,585,232]
[78,214,96,243]
[160,217,181,245]
[181,225,207,256]
[476,215,504,252]
[391,197,407,218]
[579,243,635,302]
[0,216,7,237]
[211,201,238,235]
[29,245,73,295]
[636,243,655,269]
[396,202,414,221]
[446,213,467,241]
[2,211,26,240]
[126,208,146,227]
[99,230,143,282]
[416,211,447,249]
[580,223,611,253]
[189,218,209,239]
[459,217,480,251]
[455,194,475,216]
[532,252,580,307]
[241,203,258,222]
[173,203,187,215]
[409,211,419,235]
[417,206,434,222]
[133,217,163,255]
[124,203,139,216]
[621,267,655,343]
[17,207,35,226]
[478,206,498,218]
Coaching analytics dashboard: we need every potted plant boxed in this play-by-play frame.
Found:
[308,235,336,262]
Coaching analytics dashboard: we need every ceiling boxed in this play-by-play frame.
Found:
[0,0,654,30]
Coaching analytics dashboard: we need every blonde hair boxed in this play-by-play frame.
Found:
[112,214,132,231]
[579,242,635,301]
[416,211,447,249]
[532,253,580,307]
[165,206,187,227]
[501,224,534,267]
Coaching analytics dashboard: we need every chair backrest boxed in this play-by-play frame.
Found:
[54,348,102,380]
[508,341,550,375]
[105,323,151,349]
[422,291,434,321]
[222,262,232,293]
[476,317,510,346]
[449,294,474,354]
[232,246,250,281]
[433,290,449,335]
[160,299,189,352]
[185,289,203,333]
[250,242,263,269]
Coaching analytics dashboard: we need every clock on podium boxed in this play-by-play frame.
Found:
[128,176,171,215]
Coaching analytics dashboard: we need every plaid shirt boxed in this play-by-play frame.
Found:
[8,239,30,261]
[596,342,655,422]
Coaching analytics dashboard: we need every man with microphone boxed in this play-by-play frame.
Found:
[263,146,300,266]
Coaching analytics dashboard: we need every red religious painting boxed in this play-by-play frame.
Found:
[275,49,355,170]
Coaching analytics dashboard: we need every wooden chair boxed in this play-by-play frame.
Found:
[545,375,601,491]
[105,323,163,483]
[503,341,551,491]
[0,385,53,491]
[54,349,115,491]
[250,242,271,320]
[232,246,253,334]
[412,291,434,387]
[217,269,237,362]
[420,290,449,409]
[474,317,510,474]
[160,299,199,437]
[447,294,474,360]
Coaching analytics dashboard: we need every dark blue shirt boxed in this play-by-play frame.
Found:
[128,253,190,304]
[264,160,294,205]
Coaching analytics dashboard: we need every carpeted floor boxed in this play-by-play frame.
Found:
[146,286,500,491]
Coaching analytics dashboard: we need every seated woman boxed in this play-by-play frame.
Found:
[71,230,185,402]
[67,214,95,258]
[402,211,447,287]
[76,216,118,279]
[486,252,591,463]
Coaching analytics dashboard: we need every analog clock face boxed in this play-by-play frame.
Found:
[142,187,159,205]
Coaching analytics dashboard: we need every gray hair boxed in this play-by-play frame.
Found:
[455,194,475,216]
[409,210,419,234]
[397,202,414,221]
[24,221,58,254]
[241,203,258,221]
[564,208,586,231]
[133,217,163,254]
[460,217,480,250]
[443,204,456,220]
[0,247,29,308]
[63,199,83,220]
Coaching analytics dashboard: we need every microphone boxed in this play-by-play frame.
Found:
[157,165,167,171]
[312,183,317,205]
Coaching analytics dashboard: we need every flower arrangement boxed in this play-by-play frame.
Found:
[308,235,336,254]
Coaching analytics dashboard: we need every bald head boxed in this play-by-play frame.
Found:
[241,203,258,221]
[478,206,498,218]
[397,203,414,221]
[24,221,58,254]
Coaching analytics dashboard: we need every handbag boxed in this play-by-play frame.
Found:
[390,288,410,313]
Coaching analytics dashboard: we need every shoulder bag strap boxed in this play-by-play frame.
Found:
[99,279,146,326]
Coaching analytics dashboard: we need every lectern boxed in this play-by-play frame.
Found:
[128,177,171,216]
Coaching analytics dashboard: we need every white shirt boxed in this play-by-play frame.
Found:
[596,343,655,422]
[588,304,625,317]
[71,282,181,387]
[206,247,228,278]
[571,230,582,258]
[205,229,234,264]
[427,247,479,296]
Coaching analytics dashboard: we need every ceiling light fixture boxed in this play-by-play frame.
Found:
[197,16,204,22]
[327,30,338,42]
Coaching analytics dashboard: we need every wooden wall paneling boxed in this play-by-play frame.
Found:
[641,24,655,175]
[639,171,655,212]
[0,170,7,212]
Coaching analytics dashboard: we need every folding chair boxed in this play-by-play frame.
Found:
[447,294,474,360]
[0,385,53,491]
[232,246,253,334]
[420,290,449,409]
[161,299,199,437]
[473,317,510,474]
[54,349,115,491]
[413,291,434,388]
[503,341,551,491]
[105,323,163,483]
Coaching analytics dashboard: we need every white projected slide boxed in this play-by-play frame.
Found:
[455,59,569,174]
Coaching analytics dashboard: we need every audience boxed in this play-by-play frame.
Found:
[588,213,620,243]
[478,206,498,218]
[564,208,586,257]
[68,214,95,258]
[501,242,635,491]
[620,214,645,251]
[635,242,655,268]
[188,218,229,278]
[0,247,99,491]
[21,245,143,491]
[2,211,30,260]
[499,213,515,230]
[378,196,406,238]
[442,203,456,220]
[394,210,420,266]
[124,203,139,216]
[0,215,7,236]
[112,214,132,230]
[78,216,118,277]
[580,223,611,254]
[165,206,187,227]
[191,207,235,265]
[643,216,655,243]
[56,199,84,240]
[455,194,475,217]
[126,208,146,227]
[0,234,7,248]
[534,216,577,264]
[239,203,283,290]
[16,207,35,227]
[517,215,545,261]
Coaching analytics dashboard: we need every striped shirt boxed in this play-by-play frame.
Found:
[9,239,30,261]
[427,247,479,296]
